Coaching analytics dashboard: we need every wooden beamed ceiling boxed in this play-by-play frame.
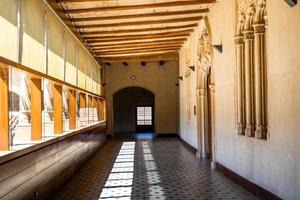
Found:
[49,0,216,62]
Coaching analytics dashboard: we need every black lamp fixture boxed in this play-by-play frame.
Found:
[102,83,106,87]
[179,76,183,81]
[213,44,223,53]
[122,62,128,66]
[141,61,146,66]
[159,60,165,66]
[189,65,195,72]
[284,0,297,7]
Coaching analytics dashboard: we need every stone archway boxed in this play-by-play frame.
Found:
[113,87,155,135]
[196,18,216,169]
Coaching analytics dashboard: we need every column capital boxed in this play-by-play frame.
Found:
[234,35,245,45]
[243,30,254,40]
[196,88,206,97]
[253,23,266,34]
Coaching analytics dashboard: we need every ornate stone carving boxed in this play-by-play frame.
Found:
[235,36,245,45]
[244,30,254,40]
[253,24,265,34]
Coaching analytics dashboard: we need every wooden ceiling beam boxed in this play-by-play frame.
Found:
[90,38,186,47]
[72,9,209,22]
[82,23,198,36]
[95,44,182,52]
[99,53,179,62]
[97,47,180,55]
[84,30,193,40]
[63,0,215,14]
[92,41,185,49]
[77,16,202,29]
[87,33,190,43]
[99,50,179,58]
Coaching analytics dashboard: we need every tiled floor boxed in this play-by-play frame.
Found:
[53,138,257,200]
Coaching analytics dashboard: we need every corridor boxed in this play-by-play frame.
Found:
[53,138,256,200]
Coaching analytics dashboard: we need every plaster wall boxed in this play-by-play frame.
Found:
[179,25,201,148]
[179,0,300,199]
[105,62,179,135]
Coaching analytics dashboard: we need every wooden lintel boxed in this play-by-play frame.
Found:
[63,0,215,14]
[30,78,42,141]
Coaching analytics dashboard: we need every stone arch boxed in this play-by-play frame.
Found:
[112,87,155,135]
[254,0,267,25]
[196,18,216,168]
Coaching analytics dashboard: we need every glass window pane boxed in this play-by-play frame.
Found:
[43,80,54,139]
[9,68,31,149]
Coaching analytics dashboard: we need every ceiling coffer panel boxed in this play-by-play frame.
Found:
[48,0,216,62]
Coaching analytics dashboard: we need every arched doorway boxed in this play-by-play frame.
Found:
[113,87,155,135]
[196,18,216,168]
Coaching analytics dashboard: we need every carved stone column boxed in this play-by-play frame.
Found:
[235,35,245,135]
[243,29,255,137]
[253,23,267,139]
[209,84,216,169]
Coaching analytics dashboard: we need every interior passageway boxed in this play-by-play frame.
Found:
[53,138,257,200]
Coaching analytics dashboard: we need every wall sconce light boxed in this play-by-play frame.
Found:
[189,66,195,72]
[102,83,106,87]
[141,61,146,66]
[175,83,179,86]
[213,44,223,53]
[284,0,297,7]
[179,76,183,81]
[122,62,128,66]
[159,60,165,66]
[130,75,136,80]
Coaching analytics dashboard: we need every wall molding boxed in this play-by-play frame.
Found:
[179,137,197,154]
[216,163,282,200]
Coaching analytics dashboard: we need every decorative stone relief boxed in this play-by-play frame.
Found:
[235,0,268,139]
